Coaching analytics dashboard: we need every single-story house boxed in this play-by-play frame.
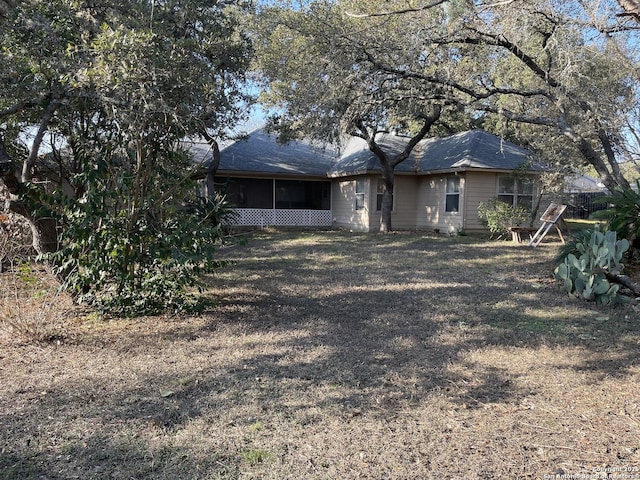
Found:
[195,128,542,232]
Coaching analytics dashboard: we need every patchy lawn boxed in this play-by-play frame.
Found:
[1,231,639,479]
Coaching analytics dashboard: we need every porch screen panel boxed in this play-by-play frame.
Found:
[275,180,331,210]
[215,177,273,208]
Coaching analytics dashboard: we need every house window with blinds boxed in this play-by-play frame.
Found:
[445,176,460,213]
[355,179,365,210]
[498,175,534,211]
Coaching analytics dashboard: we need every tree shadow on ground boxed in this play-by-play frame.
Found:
[2,231,639,478]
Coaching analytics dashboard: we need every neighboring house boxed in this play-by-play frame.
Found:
[562,173,608,219]
[197,128,542,232]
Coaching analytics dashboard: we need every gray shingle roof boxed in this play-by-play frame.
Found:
[217,129,337,177]
[191,128,538,178]
[328,130,537,177]
[419,129,535,172]
[329,133,416,176]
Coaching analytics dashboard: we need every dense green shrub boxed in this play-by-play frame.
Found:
[37,153,231,317]
[554,228,629,305]
[477,197,530,238]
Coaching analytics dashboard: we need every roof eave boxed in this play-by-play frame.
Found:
[216,169,330,180]
[417,166,543,176]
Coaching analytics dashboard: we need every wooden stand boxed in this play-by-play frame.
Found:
[508,226,538,243]
[528,203,568,247]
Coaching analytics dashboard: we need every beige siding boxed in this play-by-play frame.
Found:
[415,175,464,233]
[365,176,378,230]
[389,176,421,230]
[332,175,420,231]
[331,171,542,232]
[331,177,372,231]
[463,172,545,230]
[463,172,499,231]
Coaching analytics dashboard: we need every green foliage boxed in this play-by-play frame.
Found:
[38,153,228,317]
[242,448,272,466]
[477,197,529,238]
[186,193,239,228]
[555,227,598,264]
[0,0,255,316]
[592,180,640,246]
[553,229,629,305]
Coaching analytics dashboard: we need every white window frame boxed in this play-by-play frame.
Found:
[445,176,460,213]
[355,178,366,211]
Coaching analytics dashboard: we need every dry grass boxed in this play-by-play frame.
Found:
[0,263,72,343]
[1,230,639,479]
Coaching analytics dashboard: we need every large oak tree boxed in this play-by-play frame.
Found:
[347,0,640,191]
[0,0,254,314]
[0,0,253,253]
[254,0,640,221]
[253,0,477,232]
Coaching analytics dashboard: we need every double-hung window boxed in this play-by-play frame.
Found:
[445,176,460,213]
[498,175,534,211]
[355,179,365,210]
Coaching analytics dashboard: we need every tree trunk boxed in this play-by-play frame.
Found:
[203,133,220,198]
[379,168,394,232]
[8,199,59,254]
[560,114,630,192]
[605,271,640,296]
[1,136,59,255]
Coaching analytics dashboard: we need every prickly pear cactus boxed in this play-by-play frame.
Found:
[554,230,629,305]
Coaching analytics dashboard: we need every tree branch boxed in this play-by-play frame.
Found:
[0,133,20,195]
[447,29,561,88]
[617,0,640,22]
[344,0,447,18]
[605,271,640,296]
[360,46,550,102]
[392,106,442,168]
[0,94,50,119]
[21,98,59,183]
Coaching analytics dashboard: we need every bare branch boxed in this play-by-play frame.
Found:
[344,0,447,18]
[447,29,561,88]
[359,46,550,103]
[21,99,59,183]
[392,106,441,168]
[0,94,50,119]
[617,0,640,22]
[478,0,518,8]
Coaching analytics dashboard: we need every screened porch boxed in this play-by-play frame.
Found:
[215,177,332,227]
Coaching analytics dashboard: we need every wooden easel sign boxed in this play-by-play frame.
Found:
[528,203,568,247]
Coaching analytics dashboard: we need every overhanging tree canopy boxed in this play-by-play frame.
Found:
[345,0,640,191]
[0,0,254,314]
[254,0,640,215]
[253,0,481,231]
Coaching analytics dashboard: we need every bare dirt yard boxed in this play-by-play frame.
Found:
[1,230,640,479]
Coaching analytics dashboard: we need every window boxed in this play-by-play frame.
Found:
[376,178,394,211]
[355,179,365,210]
[498,175,534,210]
[445,176,460,213]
